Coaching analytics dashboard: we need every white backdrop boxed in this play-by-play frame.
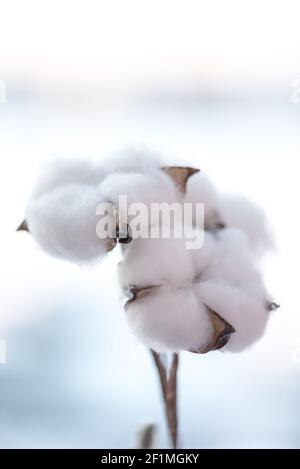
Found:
[0,0,300,448]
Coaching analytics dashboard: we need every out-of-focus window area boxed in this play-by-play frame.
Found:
[0,0,300,448]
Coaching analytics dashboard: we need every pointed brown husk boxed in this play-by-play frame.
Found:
[161,166,200,193]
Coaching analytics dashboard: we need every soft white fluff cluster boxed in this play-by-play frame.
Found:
[25,159,112,262]
[23,149,276,353]
[25,151,178,262]
[185,172,272,256]
[120,226,272,353]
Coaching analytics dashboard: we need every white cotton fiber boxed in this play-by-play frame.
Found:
[99,170,179,229]
[118,236,195,289]
[202,228,268,300]
[185,172,224,230]
[101,148,164,176]
[126,286,213,353]
[219,194,272,256]
[26,183,114,262]
[21,150,276,354]
[192,231,216,277]
[195,281,269,352]
[121,223,273,353]
[31,158,104,198]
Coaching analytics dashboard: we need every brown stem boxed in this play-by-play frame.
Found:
[137,423,156,449]
[150,349,168,401]
[167,353,179,449]
[150,350,179,449]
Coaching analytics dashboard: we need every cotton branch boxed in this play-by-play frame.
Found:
[151,350,179,449]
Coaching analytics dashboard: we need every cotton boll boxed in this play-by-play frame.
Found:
[202,228,268,300]
[32,158,104,198]
[195,281,269,352]
[99,170,179,207]
[101,148,163,176]
[192,231,216,277]
[99,170,179,228]
[185,172,224,230]
[118,236,195,289]
[219,194,272,256]
[126,287,213,353]
[26,183,115,262]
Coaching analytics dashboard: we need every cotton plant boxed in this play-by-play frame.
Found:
[17,149,279,448]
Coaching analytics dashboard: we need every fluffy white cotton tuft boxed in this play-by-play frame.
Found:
[202,228,268,300]
[126,286,213,353]
[22,150,276,354]
[192,231,216,277]
[118,236,195,289]
[185,172,224,230]
[195,281,269,352]
[193,227,271,351]
[99,170,179,229]
[31,158,104,198]
[120,225,273,353]
[101,148,164,176]
[219,194,273,256]
[26,183,114,262]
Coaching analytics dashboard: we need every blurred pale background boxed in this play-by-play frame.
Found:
[0,0,300,448]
